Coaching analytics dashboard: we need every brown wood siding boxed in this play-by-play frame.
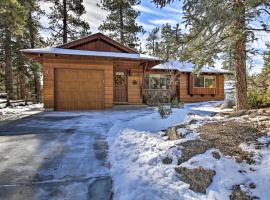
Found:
[114,61,144,104]
[54,69,104,111]
[73,39,125,53]
[179,73,225,102]
[128,76,143,104]
[43,55,113,109]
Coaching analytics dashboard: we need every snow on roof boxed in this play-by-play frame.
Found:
[21,47,160,61]
[152,60,232,74]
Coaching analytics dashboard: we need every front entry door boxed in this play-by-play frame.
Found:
[114,69,127,103]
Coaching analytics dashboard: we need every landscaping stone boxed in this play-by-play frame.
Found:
[165,127,181,141]
[188,119,198,125]
[212,151,221,159]
[175,166,215,193]
[162,157,173,164]
[249,183,256,189]
[174,123,187,129]
[230,185,253,200]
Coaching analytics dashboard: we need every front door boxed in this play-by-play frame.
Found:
[114,69,127,103]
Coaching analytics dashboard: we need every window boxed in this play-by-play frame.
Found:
[205,76,216,88]
[193,76,216,88]
[144,74,169,90]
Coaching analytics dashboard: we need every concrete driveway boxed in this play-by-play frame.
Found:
[0,109,151,200]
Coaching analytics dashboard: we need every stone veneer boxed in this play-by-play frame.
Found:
[143,89,171,105]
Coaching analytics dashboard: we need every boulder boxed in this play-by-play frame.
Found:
[162,157,173,164]
[166,127,181,141]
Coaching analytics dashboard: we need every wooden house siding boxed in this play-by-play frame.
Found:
[73,39,126,53]
[42,55,114,109]
[179,73,224,102]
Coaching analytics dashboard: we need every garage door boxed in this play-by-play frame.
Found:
[54,69,104,111]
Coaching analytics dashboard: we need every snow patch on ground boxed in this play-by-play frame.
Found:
[0,103,43,122]
[108,102,270,200]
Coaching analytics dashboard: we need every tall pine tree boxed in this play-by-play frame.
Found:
[0,0,27,105]
[46,0,91,45]
[153,0,270,110]
[98,0,144,47]
[146,27,160,56]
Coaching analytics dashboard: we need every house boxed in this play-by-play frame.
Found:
[21,33,231,111]
[144,61,231,104]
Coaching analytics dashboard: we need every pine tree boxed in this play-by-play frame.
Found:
[98,0,144,47]
[0,0,27,105]
[46,0,91,45]
[146,27,160,56]
[25,0,44,102]
[159,23,182,61]
[153,0,270,110]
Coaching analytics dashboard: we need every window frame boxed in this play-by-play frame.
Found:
[144,74,170,90]
[193,75,216,88]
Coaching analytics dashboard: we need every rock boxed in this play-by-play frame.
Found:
[175,166,215,193]
[188,119,198,125]
[165,127,181,141]
[212,151,221,159]
[229,110,247,118]
[230,185,253,200]
[249,183,256,189]
[162,157,173,164]
[174,123,187,129]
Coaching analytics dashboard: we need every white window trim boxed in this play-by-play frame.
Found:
[193,75,216,88]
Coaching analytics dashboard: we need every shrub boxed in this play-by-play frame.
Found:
[158,104,172,119]
[171,98,184,108]
[247,73,270,109]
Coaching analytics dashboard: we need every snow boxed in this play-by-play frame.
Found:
[153,61,232,74]
[186,101,233,113]
[107,102,270,200]
[1,100,269,199]
[21,47,160,61]
[0,103,43,122]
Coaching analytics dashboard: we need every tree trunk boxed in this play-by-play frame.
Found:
[233,0,248,110]
[18,64,26,100]
[4,29,13,106]
[119,5,124,44]
[63,0,68,44]
[33,68,41,102]
[28,10,42,103]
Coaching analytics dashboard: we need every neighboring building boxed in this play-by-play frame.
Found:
[21,33,231,111]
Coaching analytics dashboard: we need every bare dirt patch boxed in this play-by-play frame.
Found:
[175,166,215,193]
[197,120,265,164]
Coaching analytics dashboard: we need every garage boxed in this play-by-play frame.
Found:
[54,68,104,111]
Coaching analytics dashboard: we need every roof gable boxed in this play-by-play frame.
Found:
[57,33,138,54]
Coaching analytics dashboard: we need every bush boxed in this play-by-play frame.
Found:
[248,89,269,109]
[247,73,270,109]
[158,104,172,119]
[171,98,184,108]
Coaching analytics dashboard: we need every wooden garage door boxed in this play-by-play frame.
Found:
[54,69,104,111]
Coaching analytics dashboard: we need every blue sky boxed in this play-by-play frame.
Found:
[42,0,270,74]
